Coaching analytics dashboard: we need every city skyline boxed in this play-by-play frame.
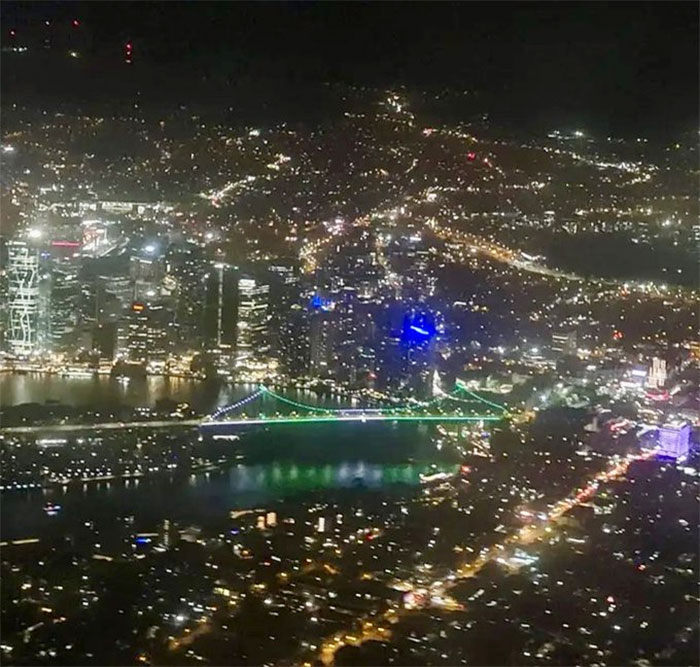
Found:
[0,2,698,667]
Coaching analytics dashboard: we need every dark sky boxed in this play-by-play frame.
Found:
[2,1,698,139]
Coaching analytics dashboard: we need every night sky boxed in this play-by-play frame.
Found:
[2,1,698,139]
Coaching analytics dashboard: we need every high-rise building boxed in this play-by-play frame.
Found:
[166,243,207,351]
[203,262,237,353]
[124,301,172,363]
[6,241,39,356]
[268,262,302,364]
[47,260,80,353]
[375,308,438,398]
[235,276,273,374]
[647,357,667,389]
[131,250,165,303]
[279,304,310,378]
[657,421,690,461]
[309,309,336,379]
[552,329,578,355]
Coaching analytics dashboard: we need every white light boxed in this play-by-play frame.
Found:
[143,244,156,254]
[27,228,43,239]
[2,145,16,153]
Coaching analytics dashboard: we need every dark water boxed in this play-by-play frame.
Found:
[0,460,454,540]
[0,373,451,540]
[0,373,349,413]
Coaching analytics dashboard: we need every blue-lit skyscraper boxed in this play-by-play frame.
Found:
[657,421,690,461]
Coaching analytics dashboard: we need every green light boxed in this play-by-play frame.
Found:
[454,381,507,411]
[204,414,502,427]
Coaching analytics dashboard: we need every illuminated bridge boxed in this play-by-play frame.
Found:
[0,385,507,435]
[200,384,506,430]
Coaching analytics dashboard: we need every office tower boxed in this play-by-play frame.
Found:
[6,241,39,355]
[279,304,310,378]
[375,307,437,398]
[309,309,336,379]
[647,357,667,389]
[47,259,80,353]
[552,329,578,355]
[165,243,207,351]
[235,276,272,374]
[130,244,165,303]
[657,421,690,460]
[203,262,237,353]
[92,322,117,361]
[124,301,172,363]
[268,262,302,363]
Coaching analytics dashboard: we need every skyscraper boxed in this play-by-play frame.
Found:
[203,262,237,353]
[165,243,207,351]
[309,309,336,379]
[124,301,172,363]
[657,421,690,461]
[552,329,578,356]
[6,241,39,356]
[236,276,273,375]
[47,259,80,353]
[279,304,310,378]
[647,357,667,389]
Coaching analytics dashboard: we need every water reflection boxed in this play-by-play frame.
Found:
[1,461,458,540]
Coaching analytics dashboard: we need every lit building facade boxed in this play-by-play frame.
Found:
[6,241,40,356]
[552,329,578,355]
[124,301,172,363]
[236,276,273,375]
[47,260,81,353]
[657,421,690,461]
[647,356,667,389]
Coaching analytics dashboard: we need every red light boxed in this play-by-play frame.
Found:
[460,464,471,474]
[125,42,133,51]
[9,29,16,37]
[467,152,476,161]
[72,19,80,27]
[51,241,81,248]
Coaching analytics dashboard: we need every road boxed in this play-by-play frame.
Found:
[315,448,656,665]
[0,419,202,435]
[1,413,502,436]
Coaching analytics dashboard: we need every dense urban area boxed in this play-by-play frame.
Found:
[1,7,698,667]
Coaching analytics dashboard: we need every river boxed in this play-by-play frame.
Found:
[0,372,349,413]
[0,461,454,541]
[1,373,450,541]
